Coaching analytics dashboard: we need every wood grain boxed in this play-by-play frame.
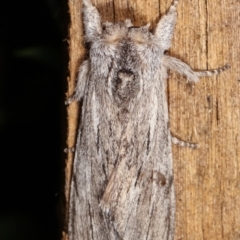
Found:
[64,0,240,239]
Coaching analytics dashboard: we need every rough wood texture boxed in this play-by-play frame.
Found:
[64,0,240,239]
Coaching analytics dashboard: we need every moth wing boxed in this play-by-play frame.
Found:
[100,72,175,239]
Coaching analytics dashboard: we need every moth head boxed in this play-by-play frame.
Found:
[83,0,176,52]
[82,0,172,66]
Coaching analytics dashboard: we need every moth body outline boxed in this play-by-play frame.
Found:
[66,0,230,239]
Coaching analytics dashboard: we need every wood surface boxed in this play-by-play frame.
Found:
[63,0,240,239]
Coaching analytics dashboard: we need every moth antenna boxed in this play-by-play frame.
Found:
[82,0,93,7]
[154,0,179,50]
[170,0,179,11]
[82,0,102,42]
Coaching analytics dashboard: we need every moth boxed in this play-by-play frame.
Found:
[66,0,229,239]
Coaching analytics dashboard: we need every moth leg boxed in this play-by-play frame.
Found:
[65,60,89,105]
[195,64,231,77]
[64,147,75,153]
[163,55,230,83]
[171,135,198,148]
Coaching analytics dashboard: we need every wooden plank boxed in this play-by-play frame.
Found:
[64,0,240,239]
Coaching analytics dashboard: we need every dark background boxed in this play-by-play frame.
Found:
[0,0,68,239]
